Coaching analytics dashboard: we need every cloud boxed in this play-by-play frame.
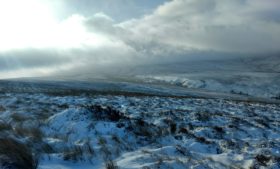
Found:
[84,13,116,35]
[56,0,166,21]
[0,41,138,76]
[1,0,280,78]
[118,0,280,55]
[0,11,139,77]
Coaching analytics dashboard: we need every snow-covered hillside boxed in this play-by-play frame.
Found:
[0,91,279,169]
[137,71,280,99]
[133,56,280,99]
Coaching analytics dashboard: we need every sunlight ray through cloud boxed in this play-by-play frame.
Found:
[0,0,279,79]
[0,1,279,169]
[0,2,106,51]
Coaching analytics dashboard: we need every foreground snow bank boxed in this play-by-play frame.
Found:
[0,93,279,169]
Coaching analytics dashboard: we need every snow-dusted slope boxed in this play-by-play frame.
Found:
[0,92,279,169]
[137,71,280,99]
[134,56,280,99]
[4,55,280,100]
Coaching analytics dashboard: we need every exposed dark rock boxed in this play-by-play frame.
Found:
[87,105,128,122]
[255,154,271,166]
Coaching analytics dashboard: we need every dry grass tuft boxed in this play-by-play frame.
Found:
[0,121,12,131]
[13,126,44,141]
[0,138,38,169]
[0,105,6,112]
[105,160,119,169]
[11,113,30,122]
[63,145,84,162]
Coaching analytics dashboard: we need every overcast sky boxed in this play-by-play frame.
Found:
[0,0,280,78]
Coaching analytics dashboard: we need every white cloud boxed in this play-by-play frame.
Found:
[0,10,137,77]
[1,0,280,78]
[119,0,280,54]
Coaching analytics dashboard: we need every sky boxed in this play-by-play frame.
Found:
[0,0,280,79]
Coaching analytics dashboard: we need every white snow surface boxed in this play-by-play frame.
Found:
[0,93,279,169]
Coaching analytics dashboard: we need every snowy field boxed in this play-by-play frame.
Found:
[0,81,279,168]
[130,56,280,100]
[137,72,280,100]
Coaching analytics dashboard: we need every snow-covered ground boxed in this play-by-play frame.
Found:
[0,91,279,169]
[121,55,280,100]
[137,71,280,99]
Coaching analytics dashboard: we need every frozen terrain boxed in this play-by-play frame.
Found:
[0,80,279,169]
[132,56,280,100]
[137,71,280,99]
[39,55,280,100]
